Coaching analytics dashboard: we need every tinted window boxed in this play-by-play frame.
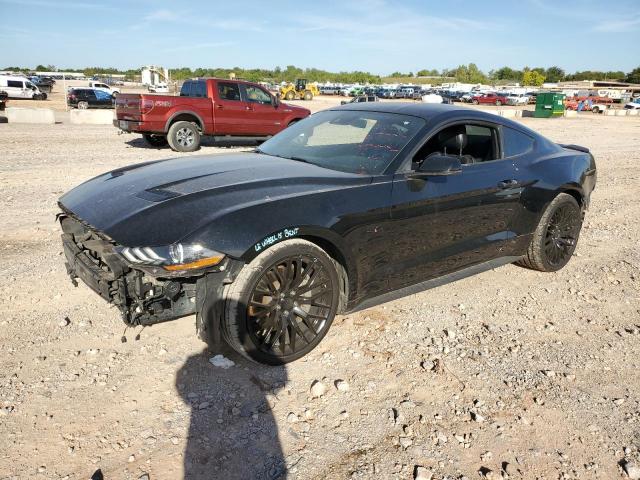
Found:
[95,90,111,100]
[503,127,534,157]
[192,80,207,98]
[7,80,23,88]
[218,82,241,101]
[179,81,192,97]
[245,85,271,104]
[414,123,498,165]
[86,90,97,99]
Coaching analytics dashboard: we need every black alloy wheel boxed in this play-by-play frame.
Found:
[517,193,582,272]
[543,203,581,267]
[247,255,334,359]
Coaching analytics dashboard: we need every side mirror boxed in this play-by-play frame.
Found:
[415,155,462,176]
[340,100,347,105]
[274,93,280,107]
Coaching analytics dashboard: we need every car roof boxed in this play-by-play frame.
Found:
[331,102,475,119]
[330,102,543,137]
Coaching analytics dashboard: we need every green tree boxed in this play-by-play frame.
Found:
[545,66,565,83]
[522,70,545,86]
[625,67,640,83]
[491,66,522,81]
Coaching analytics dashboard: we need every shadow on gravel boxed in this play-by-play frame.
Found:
[125,137,263,150]
[177,344,287,479]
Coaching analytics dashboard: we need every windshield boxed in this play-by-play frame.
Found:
[258,110,425,175]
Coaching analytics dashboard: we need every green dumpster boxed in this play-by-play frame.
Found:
[534,92,565,118]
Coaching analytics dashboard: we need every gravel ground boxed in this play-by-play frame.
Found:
[0,102,639,480]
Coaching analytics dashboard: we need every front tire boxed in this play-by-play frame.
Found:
[142,133,168,147]
[496,100,502,106]
[221,239,341,365]
[285,91,295,101]
[167,120,200,152]
[517,193,582,272]
[472,99,479,105]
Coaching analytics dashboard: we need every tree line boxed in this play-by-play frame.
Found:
[4,64,640,86]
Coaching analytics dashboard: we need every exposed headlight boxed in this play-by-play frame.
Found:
[117,243,225,271]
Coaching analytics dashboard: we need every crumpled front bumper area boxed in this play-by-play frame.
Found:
[59,213,197,326]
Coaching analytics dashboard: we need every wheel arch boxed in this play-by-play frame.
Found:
[237,227,357,313]
[560,186,584,209]
[297,234,352,313]
[164,110,204,132]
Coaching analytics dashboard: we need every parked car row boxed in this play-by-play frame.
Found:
[0,75,48,100]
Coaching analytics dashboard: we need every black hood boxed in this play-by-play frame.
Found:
[59,153,366,248]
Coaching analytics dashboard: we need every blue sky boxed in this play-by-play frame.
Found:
[0,0,638,73]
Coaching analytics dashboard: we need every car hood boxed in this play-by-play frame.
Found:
[280,102,310,116]
[59,153,366,247]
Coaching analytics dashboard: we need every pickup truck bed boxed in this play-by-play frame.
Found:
[115,78,310,152]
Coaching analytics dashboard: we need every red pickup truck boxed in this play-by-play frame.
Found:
[471,92,509,106]
[114,78,311,152]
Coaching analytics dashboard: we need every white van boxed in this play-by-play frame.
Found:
[0,75,46,99]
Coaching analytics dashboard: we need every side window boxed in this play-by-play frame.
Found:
[502,127,534,157]
[179,81,192,97]
[192,81,207,98]
[464,125,498,162]
[86,90,97,100]
[245,85,272,104]
[7,80,23,88]
[413,123,499,166]
[218,82,241,101]
[95,90,111,100]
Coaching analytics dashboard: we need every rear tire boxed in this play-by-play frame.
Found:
[167,120,200,152]
[221,239,341,365]
[142,133,168,148]
[472,99,479,105]
[517,193,582,272]
[496,100,502,106]
[78,101,89,109]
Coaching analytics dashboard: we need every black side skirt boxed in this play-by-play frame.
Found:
[348,256,522,313]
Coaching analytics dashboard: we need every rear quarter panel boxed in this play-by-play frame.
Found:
[512,147,596,236]
[116,94,212,133]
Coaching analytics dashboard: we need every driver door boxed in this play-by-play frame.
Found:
[385,121,522,292]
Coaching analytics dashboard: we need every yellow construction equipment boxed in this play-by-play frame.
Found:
[279,79,319,101]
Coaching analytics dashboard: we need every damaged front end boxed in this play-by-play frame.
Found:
[59,211,241,329]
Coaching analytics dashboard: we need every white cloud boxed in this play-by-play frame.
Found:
[144,9,179,22]
[593,16,640,32]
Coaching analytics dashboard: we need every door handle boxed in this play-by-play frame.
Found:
[497,179,520,189]
[245,106,252,110]
[216,104,224,109]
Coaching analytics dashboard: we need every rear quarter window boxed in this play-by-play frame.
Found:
[503,127,534,157]
[180,81,192,97]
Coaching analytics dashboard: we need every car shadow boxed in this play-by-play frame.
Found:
[125,137,263,150]
[176,321,287,479]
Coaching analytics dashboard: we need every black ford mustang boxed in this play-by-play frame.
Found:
[59,104,596,365]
